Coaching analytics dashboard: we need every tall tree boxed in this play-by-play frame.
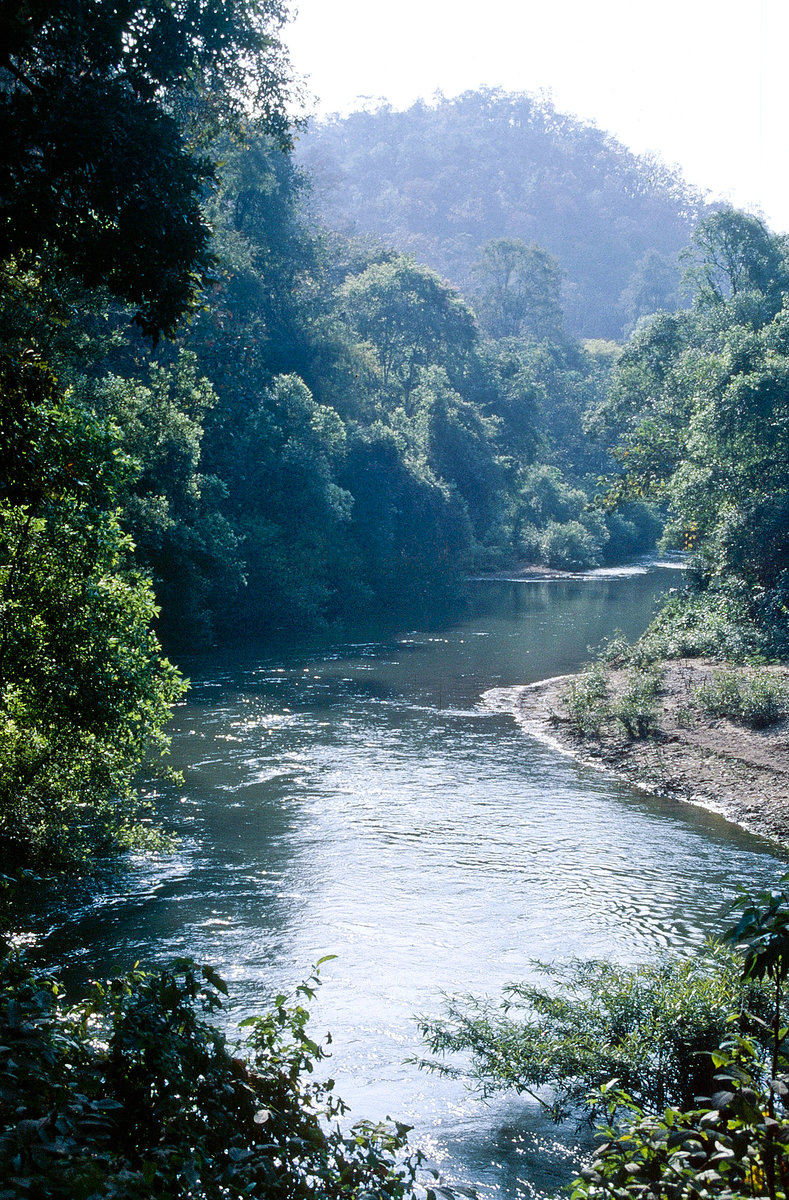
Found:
[472,238,565,341]
[598,209,789,649]
[0,0,292,336]
[682,207,789,318]
[0,0,295,864]
[338,256,478,406]
[0,356,185,866]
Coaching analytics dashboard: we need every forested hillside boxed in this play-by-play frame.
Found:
[296,88,707,339]
[594,208,789,660]
[6,6,789,1198]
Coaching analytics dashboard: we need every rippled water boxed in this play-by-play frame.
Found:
[29,568,789,1198]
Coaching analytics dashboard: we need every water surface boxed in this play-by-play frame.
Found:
[30,568,788,1198]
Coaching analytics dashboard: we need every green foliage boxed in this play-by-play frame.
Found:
[610,666,662,739]
[0,953,434,1199]
[0,0,293,337]
[472,238,565,341]
[0,355,185,866]
[408,365,502,539]
[298,88,703,339]
[182,140,514,627]
[338,424,471,606]
[559,663,611,738]
[82,351,245,645]
[572,1056,789,1200]
[597,209,789,649]
[682,208,789,316]
[574,877,789,1200]
[415,944,769,1126]
[540,520,602,571]
[696,667,789,728]
[620,249,680,332]
[338,256,479,406]
[558,663,662,741]
[512,464,648,572]
[637,588,764,662]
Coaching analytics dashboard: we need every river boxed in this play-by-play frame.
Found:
[28,565,788,1198]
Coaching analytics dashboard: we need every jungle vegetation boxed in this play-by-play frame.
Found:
[4,7,789,1197]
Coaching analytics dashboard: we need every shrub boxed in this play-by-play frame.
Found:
[638,588,763,662]
[0,953,433,1200]
[573,876,789,1200]
[560,663,611,738]
[571,1056,789,1200]
[415,943,771,1126]
[541,520,600,571]
[596,630,658,670]
[611,666,662,739]
[696,667,788,728]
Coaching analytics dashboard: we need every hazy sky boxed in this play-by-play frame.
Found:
[287,0,789,233]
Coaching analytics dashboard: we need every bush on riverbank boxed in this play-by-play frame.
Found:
[0,953,430,1200]
[418,880,789,1199]
[696,667,789,729]
[415,943,772,1126]
[557,662,662,742]
[573,878,789,1200]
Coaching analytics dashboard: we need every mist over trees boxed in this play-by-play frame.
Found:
[4,6,789,873]
[295,88,706,339]
[6,12,789,1198]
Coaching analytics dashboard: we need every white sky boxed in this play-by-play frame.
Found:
[286,0,789,233]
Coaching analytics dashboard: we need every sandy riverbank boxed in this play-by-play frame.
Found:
[488,659,789,848]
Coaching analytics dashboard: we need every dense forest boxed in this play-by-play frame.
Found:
[4,1,789,1197]
[296,89,707,339]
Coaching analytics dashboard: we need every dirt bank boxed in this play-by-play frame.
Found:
[504,659,789,847]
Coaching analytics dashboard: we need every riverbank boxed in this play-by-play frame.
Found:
[495,659,789,847]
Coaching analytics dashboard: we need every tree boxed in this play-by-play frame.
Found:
[0,0,293,337]
[297,88,704,339]
[472,238,565,341]
[682,207,789,318]
[408,365,502,538]
[81,352,245,646]
[619,248,680,331]
[573,880,789,1200]
[597,210,789,651]
[339,424,471,602]
[0,355,185,866]
[338,256,479,406]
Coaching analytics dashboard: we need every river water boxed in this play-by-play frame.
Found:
[30,566,788,1198]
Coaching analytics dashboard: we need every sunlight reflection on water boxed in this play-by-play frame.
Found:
[27,570,788,1199]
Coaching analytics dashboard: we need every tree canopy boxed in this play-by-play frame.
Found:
[297,88,706,339]
[596,208,789,653]
[0,0,293,336]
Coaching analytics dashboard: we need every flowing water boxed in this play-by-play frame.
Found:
[28,566,788,1197]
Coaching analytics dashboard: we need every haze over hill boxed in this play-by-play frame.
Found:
[296,89,710,340]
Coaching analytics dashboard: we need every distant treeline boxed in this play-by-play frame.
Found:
[296,88,707,340]
[3,3,788,871]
